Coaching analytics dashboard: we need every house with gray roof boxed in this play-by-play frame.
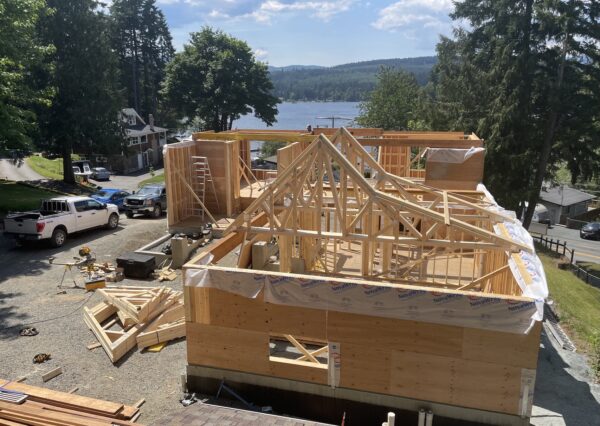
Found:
[539,184,595,224]
[77,109,168,173]
[117,108,168,173]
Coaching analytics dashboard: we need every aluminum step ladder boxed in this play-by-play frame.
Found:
[190,156,219,219]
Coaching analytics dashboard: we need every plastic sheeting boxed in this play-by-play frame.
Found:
[186,268,539,334]
[425,147,485,164]
[477,183,549,323]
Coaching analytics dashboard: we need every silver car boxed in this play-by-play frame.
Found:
[90,167,111,181]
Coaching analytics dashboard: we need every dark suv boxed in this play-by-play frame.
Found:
[123,184,167,218]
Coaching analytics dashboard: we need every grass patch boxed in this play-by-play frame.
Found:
[138,173,164,187]
[26,156,64,180]
[578,262,600,274]
[0,181,58,214]
[542,253,600,377]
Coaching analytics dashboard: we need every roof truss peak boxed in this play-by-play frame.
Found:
[225,128,530,254]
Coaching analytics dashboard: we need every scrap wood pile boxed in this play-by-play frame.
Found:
[84,285,185,363]
[0,379,141,425]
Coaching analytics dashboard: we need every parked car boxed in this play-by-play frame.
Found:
[72,161,93,178]
[90,189,131,210]
[90,167,111,181]
[123,184,167,218]
[580,222,600,240]
[3,196,120,247]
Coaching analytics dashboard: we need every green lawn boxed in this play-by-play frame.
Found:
[542,254,600,348]
[138,173,165,187]
[26,156,65,180]
[578,262,600,274]
[0,181,58,214]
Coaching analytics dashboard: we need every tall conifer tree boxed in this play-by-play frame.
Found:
[38,0,123,183]
[432,0,600,226]
[111,0,174,120]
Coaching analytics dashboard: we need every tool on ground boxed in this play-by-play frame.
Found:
[49,246,97,289]
[216,380,272,413]
[32,353,51,364]
[19,327,38,336]
[180,392,197,407]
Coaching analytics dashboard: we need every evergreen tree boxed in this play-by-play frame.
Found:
[431,0,600,226]
[162,27,279,131]
[357,68,422,130]
[38,0,123,183]
[111,0,174,120]
[0,0,53,151]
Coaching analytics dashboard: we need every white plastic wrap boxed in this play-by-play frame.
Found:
[186,268,539,334]
[425,147,485,164]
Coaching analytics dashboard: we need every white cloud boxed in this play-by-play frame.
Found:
[257,0,354,21]
[372,0,452,31]
[203,0,355,24]
[254,48,269,60]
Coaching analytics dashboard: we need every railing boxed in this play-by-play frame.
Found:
[571,264,600,288]
[532,234,600,289]
[532,234,575,264]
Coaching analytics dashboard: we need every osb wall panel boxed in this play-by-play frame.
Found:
[185,286,541,415]
[425,150,485,190]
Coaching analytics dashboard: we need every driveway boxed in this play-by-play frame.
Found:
[92,168,164,193]
[0,214,184,423]
[0,158,44,181]
[546,225,600,263]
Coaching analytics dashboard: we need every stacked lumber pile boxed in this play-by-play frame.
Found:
[0,379,140,425]
[83,286,185,363]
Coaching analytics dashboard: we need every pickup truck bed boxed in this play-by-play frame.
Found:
[4,196,120,247]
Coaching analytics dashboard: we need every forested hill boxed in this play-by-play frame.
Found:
[268,56,437,102]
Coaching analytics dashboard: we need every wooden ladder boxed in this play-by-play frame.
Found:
[190,156,219,219]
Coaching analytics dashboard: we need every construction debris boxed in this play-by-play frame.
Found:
[32,353,51,364]
[83,285,185,363]
[157,266,177,281]
[41,367,62,382]
[19,327,38,336]
[0,378,141,425]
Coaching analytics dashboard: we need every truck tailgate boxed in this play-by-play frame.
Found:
[4,216,41,235]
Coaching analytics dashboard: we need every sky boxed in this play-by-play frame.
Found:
[155,0,456,67]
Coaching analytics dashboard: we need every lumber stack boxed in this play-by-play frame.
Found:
[84,286,185,363]
[0,379,140,425]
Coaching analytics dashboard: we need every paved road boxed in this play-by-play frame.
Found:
[0,158,44,181]
[91,168,163,192]
[545,225,600,263]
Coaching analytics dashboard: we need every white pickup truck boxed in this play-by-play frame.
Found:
[4,196,120,247]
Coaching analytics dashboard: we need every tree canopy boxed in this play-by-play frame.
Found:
[428,0,600,226]
[38,0,123,183]
[356,68,423,130]
[110,0,174,121]
[161,27,279,131]
[0,0,53,151]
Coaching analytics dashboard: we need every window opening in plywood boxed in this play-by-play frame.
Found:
[269,334,328,366]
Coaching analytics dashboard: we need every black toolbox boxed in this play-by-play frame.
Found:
[116,252,156,279]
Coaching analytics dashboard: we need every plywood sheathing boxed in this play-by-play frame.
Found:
[184,285,541,416]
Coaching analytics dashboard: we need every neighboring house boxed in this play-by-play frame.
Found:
[80,109,168,174]
[116,108,168,173]
[538,184,595,224]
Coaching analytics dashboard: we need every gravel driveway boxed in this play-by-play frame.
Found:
[0,214,185,423]
[1,211,600,425]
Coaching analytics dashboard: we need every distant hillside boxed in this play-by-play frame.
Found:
[269,56,437,102]
[268,65,325,72]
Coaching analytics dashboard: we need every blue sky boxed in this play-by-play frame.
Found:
[155,0,455,66]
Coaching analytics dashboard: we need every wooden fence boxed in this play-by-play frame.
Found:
[532,234,575,264]
[532,234,600,289]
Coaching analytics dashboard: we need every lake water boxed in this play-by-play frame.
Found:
[232,101,361,131]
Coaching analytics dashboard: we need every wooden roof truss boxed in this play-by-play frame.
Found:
[224,128,528,291]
